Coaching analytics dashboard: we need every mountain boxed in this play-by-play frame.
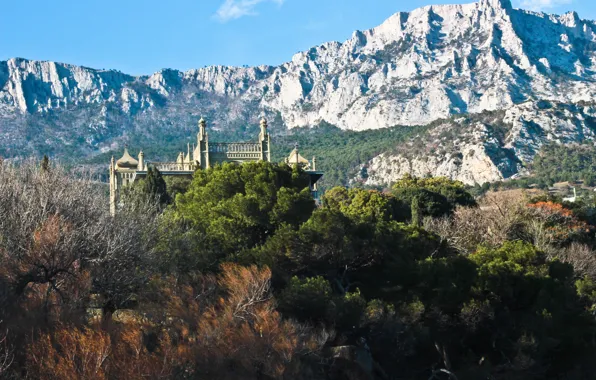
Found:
[359,100,596,186]
[2,0,596,185]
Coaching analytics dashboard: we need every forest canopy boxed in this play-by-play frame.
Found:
[1,160,596,379]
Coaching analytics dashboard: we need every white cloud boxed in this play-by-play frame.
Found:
[519,0,572,11]
[214,0,284,22]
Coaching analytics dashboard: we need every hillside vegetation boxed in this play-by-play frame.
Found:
[474,142,596,194]
[530,143,596,186]
[2,160,596,379]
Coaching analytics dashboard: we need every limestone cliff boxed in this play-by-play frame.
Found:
[361,101,596,185]
[2,0,596,184]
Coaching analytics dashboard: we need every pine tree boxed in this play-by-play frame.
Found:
[585,173,596,187]
[144,167,170,205]
[411,196,421,227]
[40,155,50,172]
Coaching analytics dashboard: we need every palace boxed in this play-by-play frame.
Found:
[109,117,322,214]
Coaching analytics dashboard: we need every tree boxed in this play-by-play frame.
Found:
[278,276,332,322]
[411,196,421,227]
[424,190,528,254]
[585,173,596,187]
[465,241,587,375]
[322,187,408,223]
[40,155,50,172]
[166,161,314,271]
[143,166,170,206]
[164,176,191,202]
[256,186,442,309]
[0,161,159,327]
[392,175,476,219]
[525,201,591,250]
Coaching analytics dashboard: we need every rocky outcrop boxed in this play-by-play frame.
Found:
[365,144,509,186]
[361,100,596,186]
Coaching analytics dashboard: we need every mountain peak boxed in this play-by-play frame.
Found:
[479,0,513,11]
[1,0,595,132]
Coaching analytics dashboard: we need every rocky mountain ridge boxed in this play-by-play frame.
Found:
[2,0,596,185]
[360,100,596,186]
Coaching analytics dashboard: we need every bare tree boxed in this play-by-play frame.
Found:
[555,242,596,280]
[89,195,160,320]
[0,161,159,322]
[424,190,528,254]
[0,328,13,378]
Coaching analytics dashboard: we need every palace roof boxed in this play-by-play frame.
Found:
[116,147,139,169]
[286,148,310,166]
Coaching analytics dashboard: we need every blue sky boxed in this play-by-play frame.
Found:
[0,0,592,75]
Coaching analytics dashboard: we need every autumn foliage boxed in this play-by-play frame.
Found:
[525,201,592,247]
[23,264,321,380]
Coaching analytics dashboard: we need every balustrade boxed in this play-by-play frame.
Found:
[151,162,197,172]
[209,143,262,153]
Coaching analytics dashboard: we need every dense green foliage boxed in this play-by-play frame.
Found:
[392,174,477,218]
[5,160,596,379]
[143,167,170,205]
[121,166,173,209]
[531,143,596,186]
[158,161,315,272]
[163,176,192,201]
[152,164,596,378]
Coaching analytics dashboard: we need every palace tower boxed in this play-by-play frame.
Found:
[109,118,321,214]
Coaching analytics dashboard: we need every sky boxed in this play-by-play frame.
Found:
[0,0,593,75]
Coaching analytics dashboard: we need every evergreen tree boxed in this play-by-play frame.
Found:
[392,174,476,218]
[411,195,421,227]
[164,161,314,272]
[144,166,170,205]
[40,155,50,172]
[585,172,596,187]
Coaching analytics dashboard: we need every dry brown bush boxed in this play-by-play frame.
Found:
[27,326,111,380]
[525,201,592,251]
[425,190,596,277]
[554,242,596,279]
[24,264,327,380]
[424,190,528,254]
[147,264,327,379]
[0,161,160,377]
[26,322,178,380]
